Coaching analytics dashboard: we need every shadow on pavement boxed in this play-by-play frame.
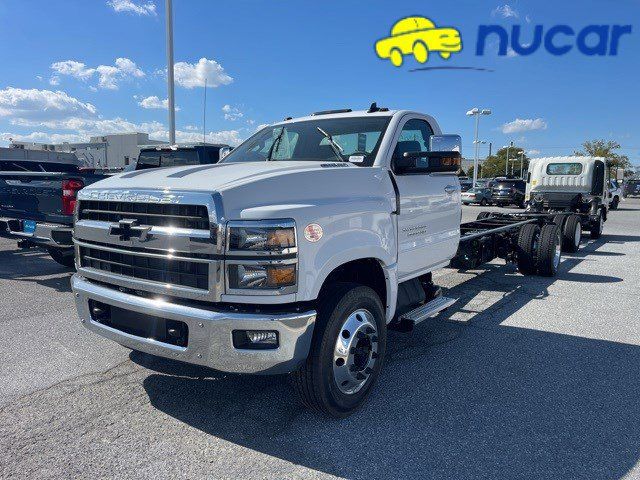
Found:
[139,238,640,479]
[0,246,73,292]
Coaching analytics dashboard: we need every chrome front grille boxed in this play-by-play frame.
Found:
[79,243,209,289]
[74,189,221,301]
[78,200,209,230]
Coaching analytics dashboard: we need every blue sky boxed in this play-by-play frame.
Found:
[0,0,638,165]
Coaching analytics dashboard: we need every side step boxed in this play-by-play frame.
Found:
[390,295,456,332]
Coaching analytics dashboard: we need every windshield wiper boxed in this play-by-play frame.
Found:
[316,126,345,162]
[266,127,286,161]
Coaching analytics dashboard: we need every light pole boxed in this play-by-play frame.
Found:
[517,150,524,178]
[165,0,176,145]
[466,108,491,187]
[503,141,514,176]
[473,140,487,180]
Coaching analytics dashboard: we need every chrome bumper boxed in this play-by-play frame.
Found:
[72,275,316,374]
[0,217,73,248]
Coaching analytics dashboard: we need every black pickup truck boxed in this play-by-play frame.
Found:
[1,143,231,267]
[0,151,108,266]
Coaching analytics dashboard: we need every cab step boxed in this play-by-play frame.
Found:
[389,295,456,332]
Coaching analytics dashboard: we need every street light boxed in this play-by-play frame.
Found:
[503,141,514,176]
[165,0,176,145]
[466,108,492,186]
[517,150,525,178]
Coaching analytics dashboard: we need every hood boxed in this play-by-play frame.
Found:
[85,161,353,193]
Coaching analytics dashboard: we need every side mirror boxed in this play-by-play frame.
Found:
[393,151,461,174]
[429,134,462,154]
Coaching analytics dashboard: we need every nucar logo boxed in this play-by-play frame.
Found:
[375,16,462,67]
[375,16,632,68]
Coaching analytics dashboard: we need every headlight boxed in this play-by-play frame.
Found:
[227,221,296,253]
[228,263,296,289]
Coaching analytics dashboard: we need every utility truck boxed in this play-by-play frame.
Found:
[72,105,567,417]
[525,156,609,252]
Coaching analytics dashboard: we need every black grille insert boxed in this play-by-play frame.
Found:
[78,200,209,230]
[80,245,209,289]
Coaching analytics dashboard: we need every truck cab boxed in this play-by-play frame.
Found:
[526,156,609,242]
[71,106,462,417]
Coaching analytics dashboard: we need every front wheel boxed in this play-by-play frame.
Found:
[590,210,604,239]
[291,283,386,418]
[610,197,619,210]
[47,247,75,268]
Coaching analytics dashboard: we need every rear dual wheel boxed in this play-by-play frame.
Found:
[291,283,386,418]
[516,223,562,276]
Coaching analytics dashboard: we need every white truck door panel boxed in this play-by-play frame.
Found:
[391,118,460,280]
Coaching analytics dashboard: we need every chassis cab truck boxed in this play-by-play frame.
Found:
[525,156,609,251]
[73,106,564,416]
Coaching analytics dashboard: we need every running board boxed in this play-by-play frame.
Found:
[401,296,456,324]
[389,295,456,332]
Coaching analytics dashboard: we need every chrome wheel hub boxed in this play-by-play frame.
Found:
[333,309,378,395]
[574,222,581,247]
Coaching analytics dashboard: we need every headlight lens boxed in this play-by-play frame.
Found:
[228,264,296,289]
[228,225,296,252]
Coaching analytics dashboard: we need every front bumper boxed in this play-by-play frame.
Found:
[72,275,316,375]
[0,217,73,248]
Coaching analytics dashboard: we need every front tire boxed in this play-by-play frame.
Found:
[47,247,75,268]
[562,214,582,253]
[610,197,619,210]
[590,210,604,239]
[389,48,403,67]
[291,283,386,418]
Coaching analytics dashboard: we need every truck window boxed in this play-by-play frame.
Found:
[546,163,583,175]
[393,118,434,170]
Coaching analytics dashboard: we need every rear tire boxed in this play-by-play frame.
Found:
[590,210,604,239]
[412,41,429,63]
[290,283,386,418]
[537,224,562,277]
[47,247,75,268]
[562,215,582,253]
[516,224,540,275]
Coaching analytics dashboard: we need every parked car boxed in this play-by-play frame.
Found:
[71,106,568,417]
[491,177,526,208]
[459,179,473,192]
[0,148,110,266]
[608,179,622,209]
[461,187,492,205]
[624,179,640,197]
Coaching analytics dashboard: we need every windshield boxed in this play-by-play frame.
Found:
[136,149,200,170]
[222,117,391,166]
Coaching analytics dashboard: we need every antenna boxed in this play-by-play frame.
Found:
[203,77,207,145]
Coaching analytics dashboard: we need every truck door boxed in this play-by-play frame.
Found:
[391,117,460,280]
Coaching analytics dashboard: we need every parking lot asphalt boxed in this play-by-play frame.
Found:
[1,200,639,480]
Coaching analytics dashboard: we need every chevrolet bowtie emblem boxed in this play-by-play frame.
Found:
[109,219,152,242]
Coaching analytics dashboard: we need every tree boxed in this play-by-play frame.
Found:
[574,139,631,178]
[476,146,529,179]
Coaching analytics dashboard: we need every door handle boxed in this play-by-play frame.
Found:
[444,185,457,194]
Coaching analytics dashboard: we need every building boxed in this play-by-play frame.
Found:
[11,132,165,170]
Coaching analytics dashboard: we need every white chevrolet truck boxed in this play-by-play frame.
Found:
[72,105,566,416]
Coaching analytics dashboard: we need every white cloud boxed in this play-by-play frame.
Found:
[222,104,243,121]
[174,58,233,89]
[0,131,85,144]
[49,75,61,86]
[51,58,144,90]
[502,118,548,134]
[492,4,519,19]
[183,125,199,131]
[0,87,97,124]
[527,149,541,155]
[136,95,172,110]
[107,0,156,16]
